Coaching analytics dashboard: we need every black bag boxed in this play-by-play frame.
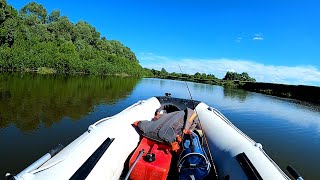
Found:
[136,108,198,144]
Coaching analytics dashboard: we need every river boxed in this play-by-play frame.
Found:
[0,73,319,179]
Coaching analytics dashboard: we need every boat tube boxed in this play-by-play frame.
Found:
[7,96,291,180]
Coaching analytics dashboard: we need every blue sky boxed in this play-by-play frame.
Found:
[8,0,320,86]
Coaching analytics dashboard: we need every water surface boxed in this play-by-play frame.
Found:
[0,74,319,179]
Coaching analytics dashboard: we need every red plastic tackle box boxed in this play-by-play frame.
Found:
[129,137,172,180]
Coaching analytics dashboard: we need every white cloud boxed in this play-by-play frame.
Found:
[253,34,264,40]
[253,37,264,40]
[138,53,320,86]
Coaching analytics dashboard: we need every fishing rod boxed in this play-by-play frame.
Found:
[178,65,218,179]
[178,65,195,108]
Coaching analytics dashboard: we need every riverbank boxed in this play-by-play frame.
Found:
[0,67,149,78]
[156,75,320,104]
[164,75,238,87]
[238,82,320,104]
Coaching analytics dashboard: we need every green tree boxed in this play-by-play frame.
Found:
[206,74,216,80]
[200,73,207,79]
[223,71,255,82]
[194,72,201,79]
[170,72,179,77]
[0,0,19,47]
[47,10,60,23]
[73,21,99,46]
[20,2,47,25]
[160,68,168,76]
[0,1,148,76]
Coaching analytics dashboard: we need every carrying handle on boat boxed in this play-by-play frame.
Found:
[286,165,304,180]
[124,149,145,180]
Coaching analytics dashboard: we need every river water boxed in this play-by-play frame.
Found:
[0,73,319,179]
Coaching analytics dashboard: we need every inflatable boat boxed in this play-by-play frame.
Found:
[7,95,299,180]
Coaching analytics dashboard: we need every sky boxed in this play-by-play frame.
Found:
[7,0,320,86]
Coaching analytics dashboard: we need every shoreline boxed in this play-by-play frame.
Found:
[238,82,320,104]
[2,72,319,104]
[149,76,320,105]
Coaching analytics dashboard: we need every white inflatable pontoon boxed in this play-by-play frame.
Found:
[7,96,298,180]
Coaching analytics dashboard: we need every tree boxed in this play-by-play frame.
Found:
[0,0,19,46]
[160,68,168,76]
[206,74,216,80]
[20,2,47,25]
[0,1,148,76]
[200,73,207,79]
[107,40,138,62]
[194,72,201,79]
[73,21,100,46]
[170,72,179,77]
[47,16,73,41]
[0,14,19,46]
[223,71,255,82]
[0,0,18,25]
[47,10,60,23]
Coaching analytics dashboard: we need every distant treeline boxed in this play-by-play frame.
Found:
[149,68,320,104]
[0,0,151,76]
[147,68,256,86]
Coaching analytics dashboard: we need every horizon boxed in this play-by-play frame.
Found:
[7,0,320,86]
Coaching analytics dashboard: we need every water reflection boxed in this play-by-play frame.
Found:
[223,87,248,102]
[0,73,139,132]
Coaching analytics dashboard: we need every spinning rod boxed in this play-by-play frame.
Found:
[178,65,195,108]
[178,65,218,179]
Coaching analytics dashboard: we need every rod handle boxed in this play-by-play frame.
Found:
[286,165,304,180]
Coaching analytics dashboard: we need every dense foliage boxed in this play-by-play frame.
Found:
[0,0,148,76]
[223,71,256,82]
[147,68,256,88]
[149,68,218,80]
[149,68,255,82]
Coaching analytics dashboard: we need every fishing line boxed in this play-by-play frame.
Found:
[177,65,216,175]
[178,65,194,107]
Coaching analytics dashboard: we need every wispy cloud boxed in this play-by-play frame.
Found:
[138,53,320,86]
[234,33,264,42]
[253,34,264,40]
[253,37,264,40]
[236,37,242,43]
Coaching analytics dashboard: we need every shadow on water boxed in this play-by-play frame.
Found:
[0,73,140,132]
